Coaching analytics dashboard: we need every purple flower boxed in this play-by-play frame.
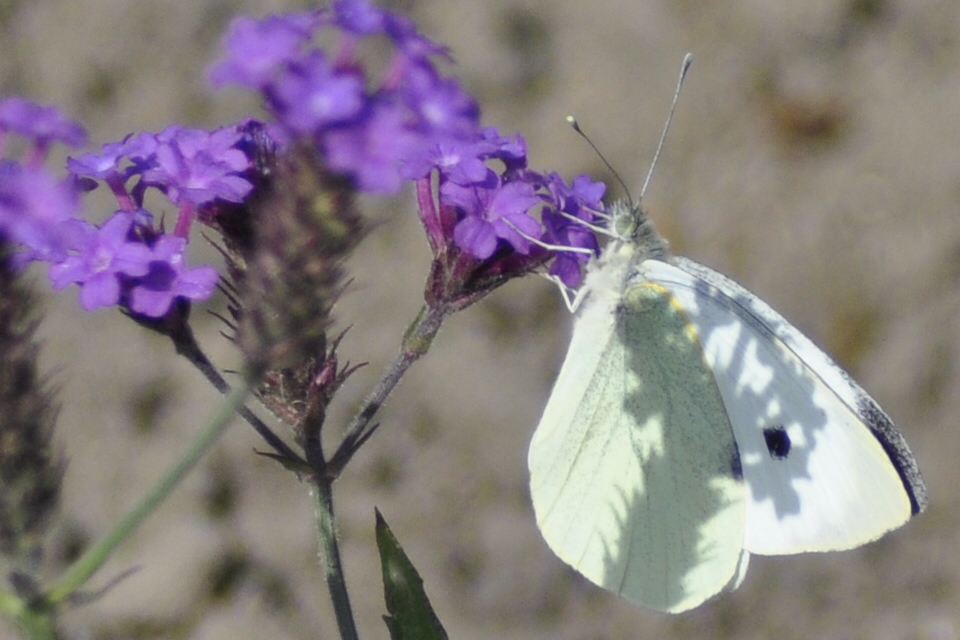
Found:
[0,164,81,261]
[271,52,365,134]
[67,132,173,213]
[442,176,542,259]
[382,10,449,63]
[479,128,527,176]
[331,0,386,35]
[542,218,596,288]
[400,136,492,184]
[141,125,253,206]
[47,211,153,311]
[47,212,219,317]
[201,6,611,301]
[38,202,220,317]
[128,235,219,317]
[211,5,480,197]
[400,65,479,139]
[68,124,258,219]
[67,141,129,181]
[119,131,161,166]
[414,128,603,276]
[323,103,420,193]
[0,93,228,318]
[541,173,606,287]
[0,97,87,149]
[208,13,317,89]
[67,132,160,183]
[566,174,606,211]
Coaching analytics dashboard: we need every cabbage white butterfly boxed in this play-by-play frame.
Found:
[527,61,927,614]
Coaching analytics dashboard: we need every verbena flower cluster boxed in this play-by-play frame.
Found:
[0,104,228,317]
[0,0,608,320]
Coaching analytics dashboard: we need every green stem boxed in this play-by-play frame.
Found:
[313,475,358,640]
[329,303,448,473]
[311,304,449,640]
[0,589,57,640]
[46,380,251,605]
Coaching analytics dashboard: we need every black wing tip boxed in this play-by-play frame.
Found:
[856,396,928,515]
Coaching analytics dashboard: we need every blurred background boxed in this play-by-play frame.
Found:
[1,0,957,638]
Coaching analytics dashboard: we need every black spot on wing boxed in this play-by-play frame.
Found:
[762,426,791,459]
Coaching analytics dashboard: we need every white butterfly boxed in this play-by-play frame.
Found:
[528,199,928,613]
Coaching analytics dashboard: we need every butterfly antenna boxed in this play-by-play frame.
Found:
[567,115,634,204]
[639,53,693,201]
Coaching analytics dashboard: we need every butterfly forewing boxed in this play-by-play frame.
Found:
[638,258,927,555]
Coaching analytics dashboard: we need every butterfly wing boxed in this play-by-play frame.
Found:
[529,279,746,612]
[639,258,927,555]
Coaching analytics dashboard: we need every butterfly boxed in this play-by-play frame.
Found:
[527,197,927,613]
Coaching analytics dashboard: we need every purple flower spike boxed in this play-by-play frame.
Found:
[128,235,219,317]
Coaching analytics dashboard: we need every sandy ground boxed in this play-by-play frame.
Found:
[2,0,958,638]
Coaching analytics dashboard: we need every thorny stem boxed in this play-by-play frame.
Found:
[311,302,449,640]
[329,303,449,475]
[170,320,306,467]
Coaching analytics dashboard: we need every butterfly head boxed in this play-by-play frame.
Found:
[607,199,669,260]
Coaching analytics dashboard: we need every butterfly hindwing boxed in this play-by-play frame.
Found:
[529,280,746,612]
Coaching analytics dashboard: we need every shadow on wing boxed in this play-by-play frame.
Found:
[590,284,745,612]
[653,257,920,553]
[653,258,829,521]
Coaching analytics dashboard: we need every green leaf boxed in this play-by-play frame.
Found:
[375,509,448,640]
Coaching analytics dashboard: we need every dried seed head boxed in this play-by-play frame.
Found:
[237,143,363,376]
[0,242,63,569]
